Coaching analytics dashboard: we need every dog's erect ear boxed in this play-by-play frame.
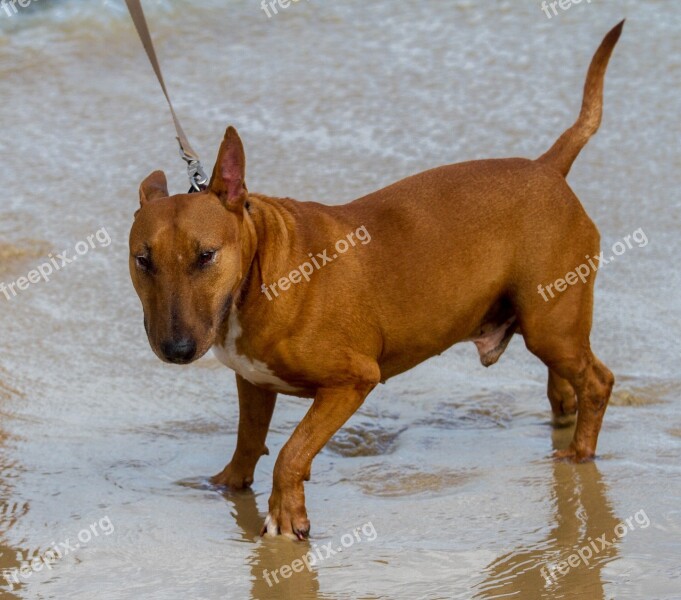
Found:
[209,126,247,210]
[139,170,169,207]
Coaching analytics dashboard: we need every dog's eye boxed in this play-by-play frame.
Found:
[135,255,152,272]
[198,250,217,267]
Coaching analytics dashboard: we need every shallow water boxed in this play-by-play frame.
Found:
[0,1,680,598]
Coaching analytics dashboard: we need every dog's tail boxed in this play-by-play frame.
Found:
[537,20,624,177]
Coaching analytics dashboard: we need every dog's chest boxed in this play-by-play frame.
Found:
[213,310,299,393]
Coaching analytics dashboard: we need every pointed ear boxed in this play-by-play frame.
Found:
[139,170,169,207]
[209,126,247,210]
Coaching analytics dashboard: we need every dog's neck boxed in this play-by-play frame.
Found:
[246,193,299,295]
[223,192,303,323]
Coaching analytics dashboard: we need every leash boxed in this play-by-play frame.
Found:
[124,0,208,193]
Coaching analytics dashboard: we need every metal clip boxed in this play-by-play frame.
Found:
[178,144,209,193]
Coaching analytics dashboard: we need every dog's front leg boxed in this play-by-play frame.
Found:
[262,381,376,540]
[211,375,277,489]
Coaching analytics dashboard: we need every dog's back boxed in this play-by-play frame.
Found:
[323,21,625,375]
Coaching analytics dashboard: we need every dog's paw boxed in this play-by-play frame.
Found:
[261,512,310,541]
[553,445,595,463]
[260,490,310,540]
[210,463,253,490]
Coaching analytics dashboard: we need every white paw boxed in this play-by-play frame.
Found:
[263,513,279,536]
[262,513,300,540]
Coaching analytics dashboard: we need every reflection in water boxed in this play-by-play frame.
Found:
[224,489,336,600]
[0,372,25,600]
[0,464,24,600]
[475,426,620,599]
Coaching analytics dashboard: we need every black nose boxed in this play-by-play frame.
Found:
[161,338,197,363]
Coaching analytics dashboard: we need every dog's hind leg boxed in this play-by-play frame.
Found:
[547,369,577,427]
[518,275,614,461]
[554,353,613,462]
[523,319,613,462]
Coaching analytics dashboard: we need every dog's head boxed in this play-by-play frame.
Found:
[129,127,254,364]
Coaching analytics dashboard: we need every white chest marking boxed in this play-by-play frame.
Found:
[213,310,299,393]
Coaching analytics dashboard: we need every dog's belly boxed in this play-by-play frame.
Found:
[375,294,519,380]
[213,311,301,394]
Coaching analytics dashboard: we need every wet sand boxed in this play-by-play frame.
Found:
[0,0,680,598]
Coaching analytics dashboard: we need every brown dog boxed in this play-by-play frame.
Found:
[129,22,623,539]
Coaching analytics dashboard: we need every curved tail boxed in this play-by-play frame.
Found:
[537,20,624,177]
